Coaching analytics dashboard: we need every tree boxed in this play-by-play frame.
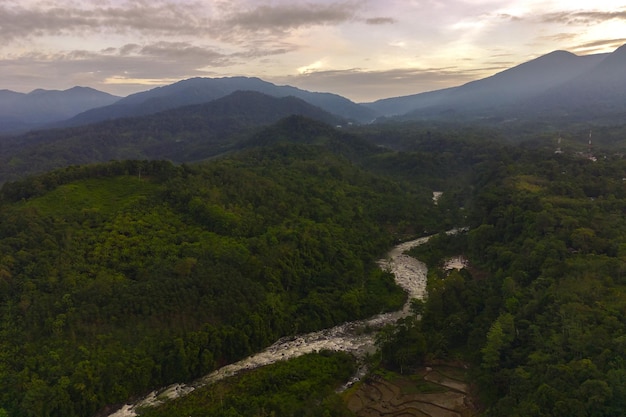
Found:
[481,313,514,370]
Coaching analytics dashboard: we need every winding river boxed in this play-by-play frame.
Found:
[106,235,432,417]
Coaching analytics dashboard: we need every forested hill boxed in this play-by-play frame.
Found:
[0,91,343,184]
[0,138,443,417]
[404,148,626,416]
[241,114,384,163]
[5,110,626,417]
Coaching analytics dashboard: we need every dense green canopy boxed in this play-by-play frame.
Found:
[2,114,626,417]
[0,141,434,416]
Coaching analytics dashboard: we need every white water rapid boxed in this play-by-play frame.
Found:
[105,235,431,417]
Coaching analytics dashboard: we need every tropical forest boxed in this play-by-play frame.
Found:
[1,82,626,417]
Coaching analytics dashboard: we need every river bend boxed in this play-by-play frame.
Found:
[106,235,431,417]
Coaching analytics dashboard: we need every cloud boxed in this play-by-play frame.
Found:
[535,32,626,55]
[541,10,626,25]
[2,0,362,95]
[117,44,142,56]
[137,42,229,63]
[0,1,209,40]
[3,0,624,100]
[0,1,365,62]
[221,2,357,32]
[0,40,238,94]
[365,17,397,25]
[496,13,523,22]
[0,1,369,44]
[297,59,328,74]
[572,38,626,54]
[539,32,578,42]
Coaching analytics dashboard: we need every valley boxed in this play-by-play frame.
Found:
[106,233,430,416]
[0,42,626,417]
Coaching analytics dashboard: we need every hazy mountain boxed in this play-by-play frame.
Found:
[4,44,624,137]
[0,115,32,133]
[521,44,626,121]
[362,87,459,118]
[448,50,604,108]
[0,91,345,183]
[0,86,120,133]
[365,45,622,122]
[64,76,377,127]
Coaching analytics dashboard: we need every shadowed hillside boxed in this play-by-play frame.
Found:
[0,92,343,183]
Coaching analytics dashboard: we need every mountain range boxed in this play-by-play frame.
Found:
[59,76,377,129]
[0,44,625,135]
[0,87,120,132]
[366,44,626,122]
[0,91,348,183]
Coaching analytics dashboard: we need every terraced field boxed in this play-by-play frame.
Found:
[346,365,478,417]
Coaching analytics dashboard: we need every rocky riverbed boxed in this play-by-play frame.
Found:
[105,235,431,417]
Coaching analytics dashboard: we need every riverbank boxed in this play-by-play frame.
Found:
[105,235,431,417]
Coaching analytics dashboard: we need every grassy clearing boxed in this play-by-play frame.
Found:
[24,176,160,217]
[401,376,449,395]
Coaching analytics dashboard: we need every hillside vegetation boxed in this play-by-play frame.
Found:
[0,92,342,184]
[117,130,626,417]
[0,134,443,417]
[398,148,626,416]
[2,113,626,417]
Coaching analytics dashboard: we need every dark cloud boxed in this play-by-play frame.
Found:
[219,2,357,34]
[0,1,364,58]
[117,44,142,56]
[0,1,209,40]
[235,46,295,59]
[365,17,396,25]
[0,2,326,95]
[138,42,229,63]
[0,1,361,40]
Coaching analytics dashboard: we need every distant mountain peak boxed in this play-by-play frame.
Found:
[542,49,578,59]
[64,76,376,128]
[364,45,622,121]
[66,86,100,92]
[601,43,626,63]
[0,86,121,132]
[510,49,581,71]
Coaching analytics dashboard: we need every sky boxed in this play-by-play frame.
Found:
[1,0,625,102]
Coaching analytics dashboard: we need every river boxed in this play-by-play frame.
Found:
[105,234,432,417]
